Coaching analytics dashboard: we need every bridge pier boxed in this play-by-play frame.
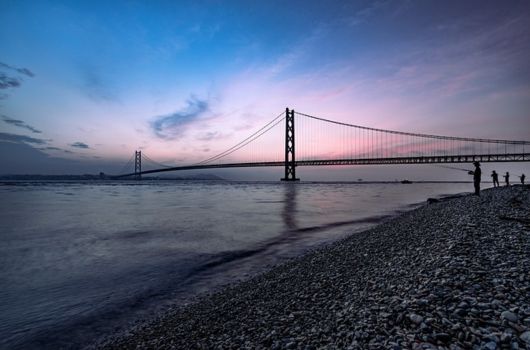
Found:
[281,108,299,181]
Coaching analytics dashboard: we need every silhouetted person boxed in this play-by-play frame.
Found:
[520,173,526,185]
[504,172,510,186]
[470,161,481,196]
[491,170,499,187]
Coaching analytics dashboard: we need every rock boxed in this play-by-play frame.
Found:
[500,332,512,343]
[501,311,518,322]
[484,341,497,350]
[286,341,297,349]
[435,333,451,342]
[520,330,530,344]
[409,314,423,325]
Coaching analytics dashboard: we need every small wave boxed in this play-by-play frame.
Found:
[293,215,392,233]
[180,214,395,284]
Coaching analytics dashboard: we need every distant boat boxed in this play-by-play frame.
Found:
[401,180,413,184]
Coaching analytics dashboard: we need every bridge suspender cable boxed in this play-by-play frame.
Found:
[295,111,530,145]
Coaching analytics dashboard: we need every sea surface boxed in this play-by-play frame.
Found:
[0,180,472,349]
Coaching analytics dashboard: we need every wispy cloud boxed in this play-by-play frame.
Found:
[0,62,35,100]
[39,146,74,154]
[0,62,35,77]
[195,131,230,141]
[371,14,530,99]
[0,132,47,145]
[79,64,118,102]
[346,0,391,26]
[70,142,90,149]
[0,74,21,89]
[151,96,209,140]
[2,115,42,133]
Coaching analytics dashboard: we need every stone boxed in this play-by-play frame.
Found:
[286,341,297,349]
[501,311,518,323]
[500,332,512,343]
[520,331,530,344]
[409,314,423,325]
[484,341,497,350]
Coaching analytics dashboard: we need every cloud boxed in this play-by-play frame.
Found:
[2,115,42,133]
[79,64,118,102]
[38,146,74,154]
[0,62,35,78]
[346,0,391,26]
[0,132,47,145]
[151,96,209,140]
[70,142,90,149]
[0,62,35,99]
[16,68,35,78]
[371,14,530,100]
[0,73,21,89]
[195,131,230,141]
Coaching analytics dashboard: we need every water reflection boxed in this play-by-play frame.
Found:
[282,184,298,231]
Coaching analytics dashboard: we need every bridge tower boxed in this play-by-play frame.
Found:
[281,108,299,181]
[134,150,142,180]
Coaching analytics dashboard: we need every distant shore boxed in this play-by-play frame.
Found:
[1,175,475,184]
[0,173,225,181]
[96,185,530,349]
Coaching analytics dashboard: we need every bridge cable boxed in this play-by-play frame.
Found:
[195,111,286,165]
[196,116,285,165]
[295,111,530,145]
[142,153,173,169]
[117,154,135,175]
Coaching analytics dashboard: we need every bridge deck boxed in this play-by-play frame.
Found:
[115,153,528,178]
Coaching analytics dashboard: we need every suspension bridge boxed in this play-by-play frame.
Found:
[114,108,530,181]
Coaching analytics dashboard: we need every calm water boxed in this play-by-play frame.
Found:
[0,180,472,349]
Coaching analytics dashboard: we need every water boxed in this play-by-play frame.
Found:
[0,180,472,349]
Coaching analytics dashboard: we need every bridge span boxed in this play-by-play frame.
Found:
[114,108,530,180]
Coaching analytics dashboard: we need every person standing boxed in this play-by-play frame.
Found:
[471,161,481,196]
[504,172,510,186]
[491,170,499,187]
[520,173,526,185]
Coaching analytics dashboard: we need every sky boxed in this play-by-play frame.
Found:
[0,0,529,180]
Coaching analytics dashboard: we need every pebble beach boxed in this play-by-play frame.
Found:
[98,185,530,349]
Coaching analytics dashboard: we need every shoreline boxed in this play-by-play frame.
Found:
[96,186,529,349]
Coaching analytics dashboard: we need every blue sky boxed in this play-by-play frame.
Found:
[1,0,529,179]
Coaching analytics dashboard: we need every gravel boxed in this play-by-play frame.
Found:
[96,185,530,349]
